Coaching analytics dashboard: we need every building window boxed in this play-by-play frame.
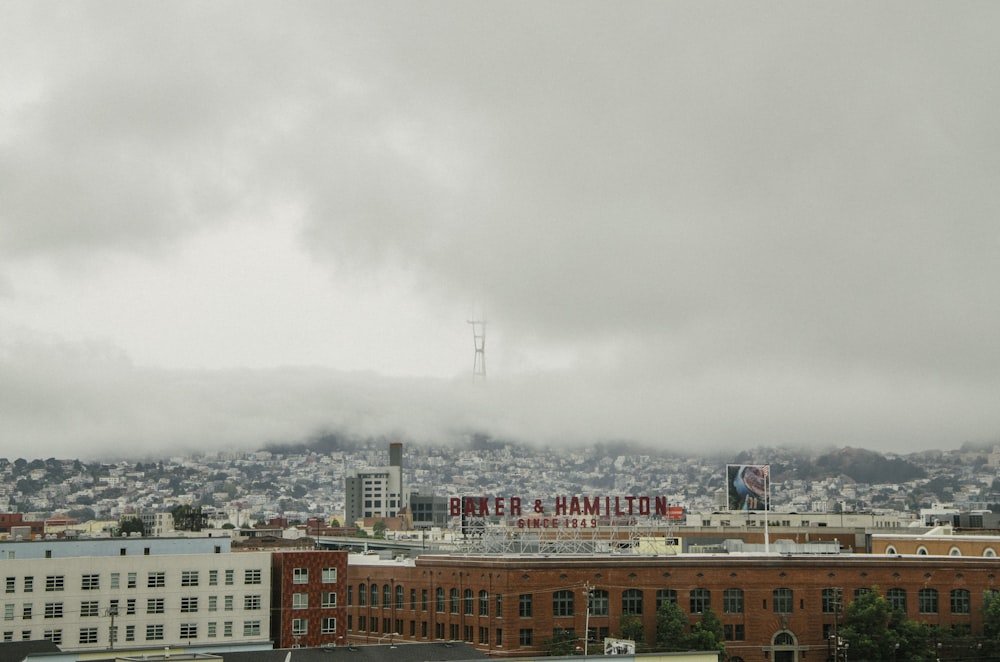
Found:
[322,567,337,583]
[724,624,745,641]
[322,592,337,608]
[322,618,337,634]
[80,601,99,617]
[3,605,12,621]
[147,572,165,588]
[854,587,871,601]
[496,627,503,647]
[519,628,533,646]
[292,619,307,636]
[396,585,404,609]
[243,620,261,636]
[127,573,137,589]
[410,588,417,610]
[209,570,218,586]
[180,597,198,613]
[919,588,939,614]
[359,584,367,606]
[224,595,233,611]
[79,627,98,644]
[371,585,379,608]
[887,588,907,612]
[245,594,262,610]
[383,585,391,607]
[23,577,32,593]
[224,621,233,637]
[951,589,971,614]
[436,588,444,613]
[623,589,644,615]
[110,574,119,590]
[496,593,502,618]
[81,574,100,591]
[822,588,843,614]
[43,629,62,644]
[464,589,474,616]
[22,604,31,619]
[723,589,744,614]
[244,569,262,585]
[208,596,217,612]
[181,571,199,587]
[519,594,532,618]
[146,625,164,641]
[4,578,12,594]
[689,589,710,614]
[773,588,793,614]
[125,624,135,641]
[654,588,676,610]
[179,623,197,639]
[293,568,309,584]
[207,622,217,638]
[225,570,234,585]
[553,590,574,617]
[147,598,164,614]
[126,598,136,615]
[479,590,489,617]
[45,576,64,592]
[43,603,63,619]
[292,593,308,610]
[449,588,459,614]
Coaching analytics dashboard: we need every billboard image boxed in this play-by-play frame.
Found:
[604,638,636,655]
[727,464,769,511]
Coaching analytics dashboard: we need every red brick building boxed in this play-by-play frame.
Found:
[347,553,1000,661]
[270,550,348,648]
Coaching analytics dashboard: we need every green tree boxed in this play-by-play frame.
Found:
[330,518,341,528]
[840,587,935,661]
[116,517,145,537]
[655,600,688,651]
[372,520,387,539]
[688,608,725,658]
[544,628,577,656]
[619,613,644,645]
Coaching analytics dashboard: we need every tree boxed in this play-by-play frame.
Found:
[544,627,577,656]
[839,586,935,661]
[372,520,387,539]
[655,600,688,651]
[687,608,725,658]
[619,613,644,645]
[116,517,145,537]
[330,518,341,528]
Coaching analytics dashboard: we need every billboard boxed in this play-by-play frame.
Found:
[604,638,636,655]
[727,464,769,511]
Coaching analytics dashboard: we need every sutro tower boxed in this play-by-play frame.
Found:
[467,318,486,381]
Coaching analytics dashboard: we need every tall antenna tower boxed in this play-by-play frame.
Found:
[467,318,486,380]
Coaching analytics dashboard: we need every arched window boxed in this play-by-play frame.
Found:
[885,545,897,555]
[553,590,574,617]
[655,588,677,610]
[723,588,744,614]
[773,631,796,646]
[986,548,997,558]
[689,588,709,614]
[464,588,474,615]
[435,587,445,613]
[623,589,644,615]
[949,547,962,556]
[450,588,459,614]
[370,584,379,607]
[383,584,391,607]
[358,583,367,606]
[918,588,938,614]
[887,588,907,612]
[773,588,793,614]
[917,546,929,555]
[396,584,404,609]
[479,590,489,617]
[951,589,971,614]
[590,589,610,616]
[822,587,842,614]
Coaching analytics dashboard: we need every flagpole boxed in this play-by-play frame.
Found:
[764,464,770,554]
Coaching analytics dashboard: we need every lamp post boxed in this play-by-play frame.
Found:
[581,583,592,655]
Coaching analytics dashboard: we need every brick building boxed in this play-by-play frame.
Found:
[270,550,348,648]
[347,552,1000,661]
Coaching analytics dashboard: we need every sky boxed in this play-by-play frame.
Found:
[2,2,1000,459]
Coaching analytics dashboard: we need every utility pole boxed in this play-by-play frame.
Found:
[106,605,118,650]
[581,583,592,654]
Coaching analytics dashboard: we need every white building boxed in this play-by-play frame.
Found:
[0,539,271,651]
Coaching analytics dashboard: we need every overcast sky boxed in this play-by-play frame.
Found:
[2,2,999,459]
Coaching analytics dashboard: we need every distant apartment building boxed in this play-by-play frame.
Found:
[344,443,406,527]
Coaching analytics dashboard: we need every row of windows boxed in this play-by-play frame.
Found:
[3,595,264,619]
[5,570,266,593]
[352,585,991,618]
[290,617,338,635]
[350,614,497,646]
[1,620,265,645]
[290,592,338,609]
[292,568,338,584]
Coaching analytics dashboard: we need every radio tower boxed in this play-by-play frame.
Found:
[467,318,486,381]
